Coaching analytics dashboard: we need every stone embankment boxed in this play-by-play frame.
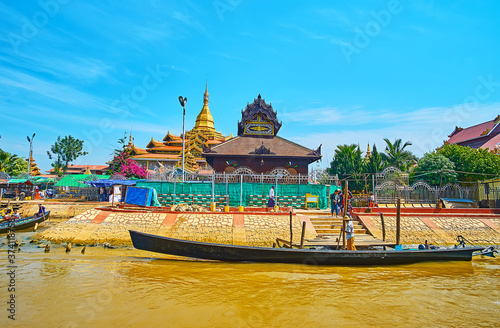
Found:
[19,201,103,219]
[33,206,317,246]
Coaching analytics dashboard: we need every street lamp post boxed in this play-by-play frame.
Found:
[26,133,35,176]
[178,96,187,182]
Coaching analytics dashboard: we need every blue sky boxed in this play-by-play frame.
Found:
[1,0,499,173]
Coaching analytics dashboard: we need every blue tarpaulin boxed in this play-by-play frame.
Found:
[125,187,150,206]
[125,186,160,206]
[85,179,141,187]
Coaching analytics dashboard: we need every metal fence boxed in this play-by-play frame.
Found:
[144,164,500,208]
[374,167,500,207]
[147,167,337,185]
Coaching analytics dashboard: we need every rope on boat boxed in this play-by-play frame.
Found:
[455,235,498,257]
[455,235,497,247]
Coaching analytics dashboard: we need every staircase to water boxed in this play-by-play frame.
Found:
[295,210,366,237]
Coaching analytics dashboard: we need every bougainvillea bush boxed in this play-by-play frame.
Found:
[107,150,147,179]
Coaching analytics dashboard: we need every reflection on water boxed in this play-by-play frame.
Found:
[1,235,499,327]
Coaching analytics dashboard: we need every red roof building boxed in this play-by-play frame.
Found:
[445,115,500,153]
[47,165,108,175]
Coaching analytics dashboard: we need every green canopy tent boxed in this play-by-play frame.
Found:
[33,177,56,185]
[54,174,110,188]
[53,174,111,200]
[7,179,34,185]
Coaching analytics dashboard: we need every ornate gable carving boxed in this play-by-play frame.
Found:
[238,94,282,136]
[308,144,322,157]
[448,126,463,138]
[249,142,275,155]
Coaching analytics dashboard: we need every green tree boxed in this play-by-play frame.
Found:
[437,144,500,182]
[381,138,417,171]
[365,144,384,174]
[411,152,457,185]
[329,144,364,191]
[47,136,88,176]
[0,149,28,176]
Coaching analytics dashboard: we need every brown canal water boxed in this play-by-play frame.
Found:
[1,231,500,328]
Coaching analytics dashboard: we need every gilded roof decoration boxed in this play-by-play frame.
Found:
[238,94,282,136]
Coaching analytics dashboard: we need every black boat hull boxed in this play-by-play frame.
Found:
[129,230,484,266]
[0,211,51,233]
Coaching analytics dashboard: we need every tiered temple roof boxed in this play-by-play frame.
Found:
[129,84,231,172]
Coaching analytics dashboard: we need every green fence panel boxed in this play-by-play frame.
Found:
[137,181,329,209]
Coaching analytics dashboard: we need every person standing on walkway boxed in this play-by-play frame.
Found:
[346,216,356,250]
[338,190,344,215]
[344,190,353,218]
[267,186,275,210]
[330,189,340,217]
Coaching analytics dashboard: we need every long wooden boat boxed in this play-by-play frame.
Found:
[129,230,485,266]
[0,211,51,233]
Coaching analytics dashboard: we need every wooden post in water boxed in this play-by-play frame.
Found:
[342,181,349,250]
[379,212,386,241]
[300,221,306,249]
[396,198,401,245]
[289,210,293,247]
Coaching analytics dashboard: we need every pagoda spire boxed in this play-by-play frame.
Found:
[194,82,215,131]
[127,132,134,148]
[366,143,372,158]
[26,150,42,176]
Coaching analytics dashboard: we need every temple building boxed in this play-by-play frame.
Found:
[445,115,500,153]
[26,150,41,176]
[203,94,321,175]
[129,85,231,172]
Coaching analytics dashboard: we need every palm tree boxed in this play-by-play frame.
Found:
[0,149,18,172]
[329,144,359,177]
[381,138,417,171]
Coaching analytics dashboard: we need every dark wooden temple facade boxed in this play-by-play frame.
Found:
[203,95,321,175]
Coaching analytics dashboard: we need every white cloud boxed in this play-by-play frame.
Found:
[0,68,117,114]
[284,102,500,167]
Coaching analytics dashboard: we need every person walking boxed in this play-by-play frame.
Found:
[267,186,275,210]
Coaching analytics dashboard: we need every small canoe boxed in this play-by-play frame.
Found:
[0,211,51,233]
[129,230,485,266]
